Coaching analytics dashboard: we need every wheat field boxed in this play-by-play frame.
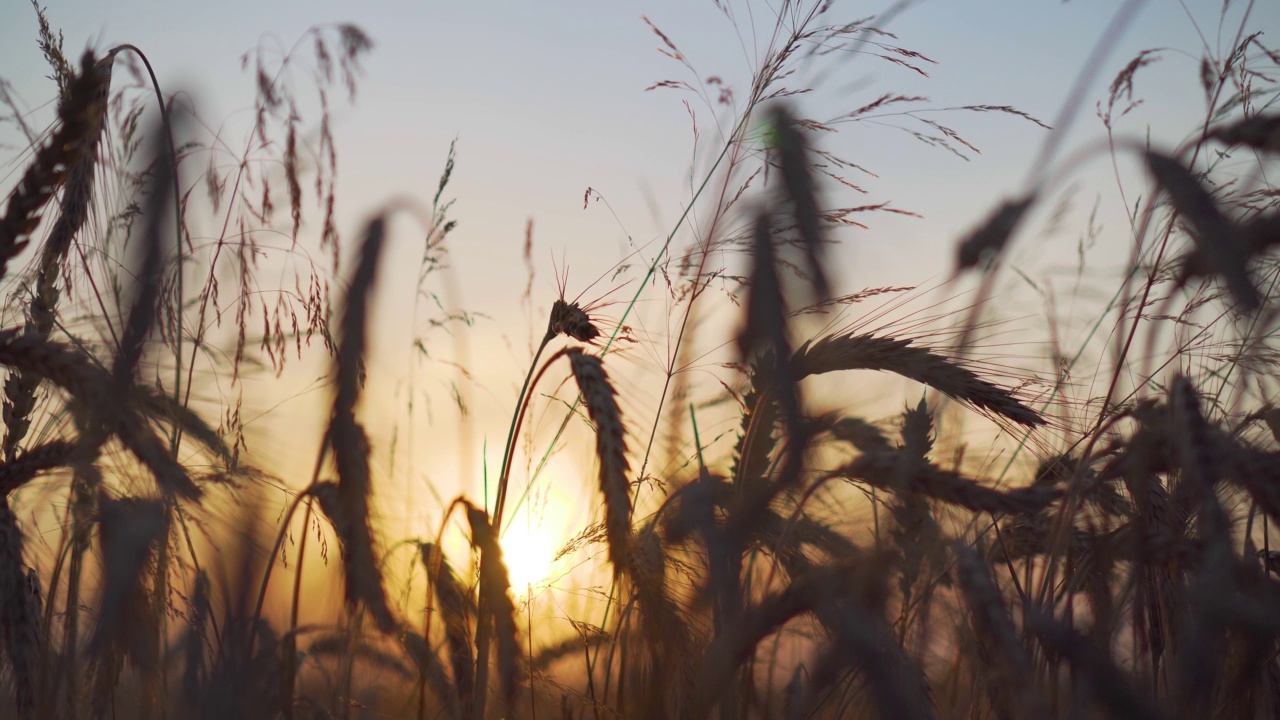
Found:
[1,1,1279,718]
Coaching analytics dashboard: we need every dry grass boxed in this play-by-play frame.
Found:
[1,1,1280,718]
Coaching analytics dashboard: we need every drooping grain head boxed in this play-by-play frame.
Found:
[839,451,1059,516]
[182,570,211,708]
[630,524,664,590]
[334,216,385,417]
[1026,610,1166,720]
[565,348,631,571]
[1169,375,1230,543]
[2,53,112,462]
[420,541,474,712]
[951,541,1046,718]
[323,215,395,632]
[954,195,1036,273]
[1146,151,1259,311]
[794,332,1044,427]
[310,476,394,633]
[0,440,75,497]
[464,502,521,706]
[737,210,806,497]
[397,631,463,720]
[90,495,167,671]
[112,102,185,394]
[0,330,199,498]
[549,299,601,343]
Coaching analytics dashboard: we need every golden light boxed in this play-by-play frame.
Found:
[490,462,585,596]
[498,509,562,595]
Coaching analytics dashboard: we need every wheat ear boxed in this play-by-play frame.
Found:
[0,51,109,282]
[794,332,1044,426]
[421,541,475,715]
[465,502,520,712]
[3,53,111,460]
[323,215,395,632]
[565,348,632,570]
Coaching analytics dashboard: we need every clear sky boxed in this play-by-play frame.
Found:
[6,1,1274,293]
[2,0,1277,578]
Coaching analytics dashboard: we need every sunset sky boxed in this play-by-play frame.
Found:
[2,0,1277,586]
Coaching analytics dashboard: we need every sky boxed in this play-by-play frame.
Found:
[6,1,1274,287]
[2,0,1278,587]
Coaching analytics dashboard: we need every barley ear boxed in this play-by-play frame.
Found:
[89,495,167,670]
[549,299,601,343]
[1027,609,1166,720]
[113,103,183,391]
[0,440,75,496]
[952,541,1046,718]
[794,332,1044,427]
[733,210,808,538]
[399,630,463,720]
[1208,113,1280,151]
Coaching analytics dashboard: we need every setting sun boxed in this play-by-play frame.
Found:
[490,462,583,595]
[499,515,560,594]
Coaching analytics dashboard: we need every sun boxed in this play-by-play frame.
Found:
[498,512,560,594]
[492,469,581,595]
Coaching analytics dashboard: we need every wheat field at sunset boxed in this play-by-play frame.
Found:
[1,0,1279,717]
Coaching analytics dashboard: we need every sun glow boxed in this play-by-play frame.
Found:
[498,511,562,594]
